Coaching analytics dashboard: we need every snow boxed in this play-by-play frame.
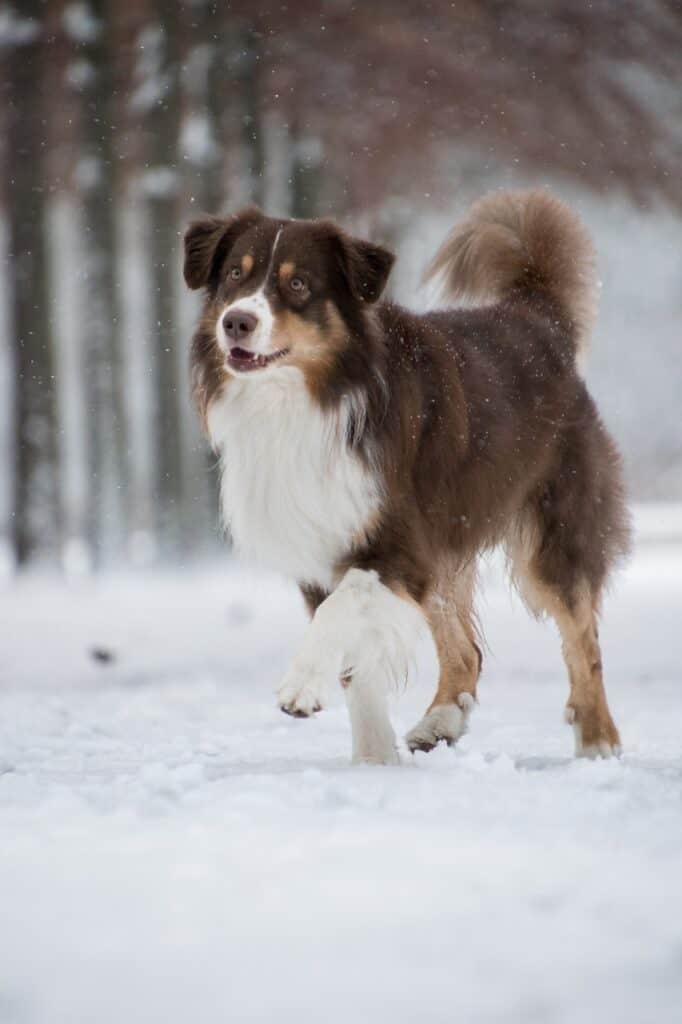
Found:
[130,24,168,115]
[0,8,39,47]
[632,502,682,543]
[1,521,682,1023]
[62,3,100,45]
[138,167,179,199]
[180,112,218,165]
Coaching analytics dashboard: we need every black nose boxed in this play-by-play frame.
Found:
[222,309,258,342]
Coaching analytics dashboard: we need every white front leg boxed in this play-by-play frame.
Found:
[342,665,400,765]
[277,569,425,764]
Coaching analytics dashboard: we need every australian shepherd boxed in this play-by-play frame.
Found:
[184,189,630,764]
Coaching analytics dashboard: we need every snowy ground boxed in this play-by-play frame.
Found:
[1,512,681,1023]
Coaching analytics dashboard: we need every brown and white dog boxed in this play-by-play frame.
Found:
[184,190,630,765]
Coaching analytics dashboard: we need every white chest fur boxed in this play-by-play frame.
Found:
[206,369,381,589]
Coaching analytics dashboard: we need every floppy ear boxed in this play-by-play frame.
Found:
[183,206,262,290]
[337,234,395,304]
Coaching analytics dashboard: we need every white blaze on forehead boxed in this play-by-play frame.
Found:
[216,228,283,355]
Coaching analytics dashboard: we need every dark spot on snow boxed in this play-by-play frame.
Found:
[90,647,115,665]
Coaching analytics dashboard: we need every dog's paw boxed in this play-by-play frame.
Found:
[565,705,622,759]
[352,742,400,766]
[405,694,474,753]
[277,663,329,718]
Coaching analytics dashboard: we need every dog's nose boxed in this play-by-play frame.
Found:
[222,309,258,342]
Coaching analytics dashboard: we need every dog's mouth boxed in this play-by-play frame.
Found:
[227,346,289,372]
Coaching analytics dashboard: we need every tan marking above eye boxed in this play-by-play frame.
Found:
[278,261,296,284]
[241,253,254,275]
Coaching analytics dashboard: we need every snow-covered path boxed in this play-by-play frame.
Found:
[1,530,681,1023]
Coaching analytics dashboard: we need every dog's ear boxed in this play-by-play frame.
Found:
[183,206,262,290]
[336,233,395,304]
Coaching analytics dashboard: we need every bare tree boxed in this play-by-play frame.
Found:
[4,1,59,565]
[45,0,91,572]
[176,0,235,550]
[233,18,266,208]
[230,0,682,213]
[79,0,127,564]
[144,0,184,552]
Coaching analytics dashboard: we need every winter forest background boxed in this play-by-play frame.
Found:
[1,0,681,573]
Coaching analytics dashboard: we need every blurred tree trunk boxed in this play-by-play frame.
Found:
[45,0,90,574]
[290,115,323,219]
[0,29,14,574]
[180,3,237,213]
[237,21,265,208]
[0,206,13,575]
[0,70,12,577]
[147,0,183,553]
[4,2,59,566]
[81,0,126,566]
[114,2,157,565]
[177,1,234,551]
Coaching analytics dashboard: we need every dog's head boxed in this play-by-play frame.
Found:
[184,208,394,416]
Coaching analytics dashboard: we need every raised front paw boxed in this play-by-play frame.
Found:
[277,663,329,718]
[405,694,475,753]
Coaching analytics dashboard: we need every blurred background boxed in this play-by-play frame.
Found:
[1,0,681,574]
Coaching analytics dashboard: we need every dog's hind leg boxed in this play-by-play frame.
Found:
[503,436,626,757]
[513,558,621,757]
[557,595,621,757]
[405,561,481,753]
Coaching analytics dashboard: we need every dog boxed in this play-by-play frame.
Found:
[184,189,630,764]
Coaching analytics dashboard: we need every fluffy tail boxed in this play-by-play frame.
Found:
[424,189,598,360]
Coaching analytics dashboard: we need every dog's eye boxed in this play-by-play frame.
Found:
[230,267,241,281]
[290,277,304,291]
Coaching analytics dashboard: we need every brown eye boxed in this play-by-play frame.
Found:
[290,276,304,291]
[230,267,241,281]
